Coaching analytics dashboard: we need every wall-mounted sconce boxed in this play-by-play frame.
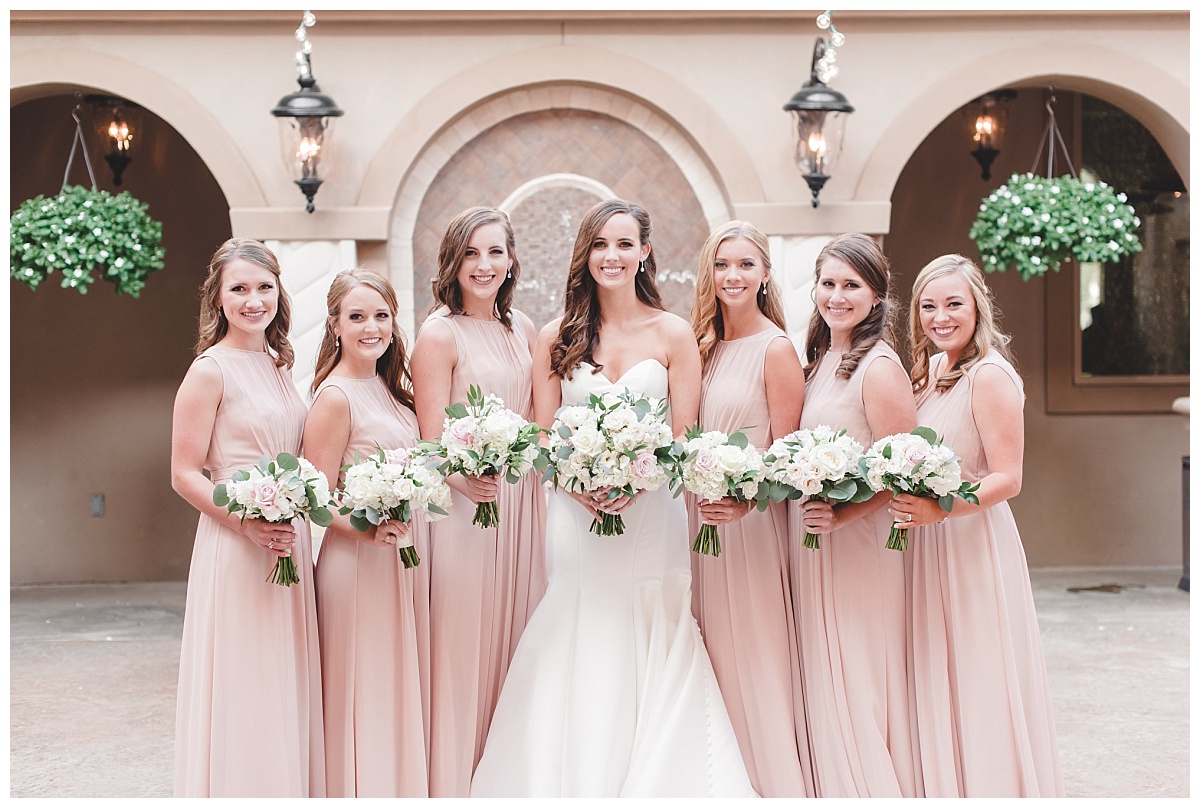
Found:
[783,37,855,208]
[966,89,1016,181]
[85,94,141,187]
[270,11,343,214]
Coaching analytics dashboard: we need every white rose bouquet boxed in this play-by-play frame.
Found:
[213,452,335,586]
[337,446,453,568]
[427,384,548,529]
[762,425,874,550]
[858,426,981,551]
[669,426,767,557]
[545,389,680,537]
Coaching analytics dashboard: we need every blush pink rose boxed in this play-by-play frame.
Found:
[693,448,719,475]
[251,477,279,509]
[904,445,927,466]
[631,449,658,480]
[449,418,478,448]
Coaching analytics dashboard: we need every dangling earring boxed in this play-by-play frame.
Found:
[335,335,340,350]
[506,269,512,279]
[638,261,645,273]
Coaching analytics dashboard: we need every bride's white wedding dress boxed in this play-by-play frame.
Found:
[470,359,759,798]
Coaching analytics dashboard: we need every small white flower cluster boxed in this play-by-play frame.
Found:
[548,390,675,497]
[339,447,453,526]
[859,431,964,498]
[439,388,543,482]
[677,430,764,503]
[764,424,864,497]
[226,456,332,524]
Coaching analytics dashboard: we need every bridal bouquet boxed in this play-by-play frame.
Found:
[763,425,874,550]
[428,385,547,529]
[670,427,766,557]
[337,446,453,568]
[212,452,335,586]
[858,426,981,551]
[545,389,680,537]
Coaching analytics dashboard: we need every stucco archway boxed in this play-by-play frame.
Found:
[11,47,265,212]
[856,42,1190,205]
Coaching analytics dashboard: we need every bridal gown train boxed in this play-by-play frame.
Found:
[470,358,759,798]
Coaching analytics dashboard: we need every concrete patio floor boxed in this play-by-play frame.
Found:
[7,566,1191,798]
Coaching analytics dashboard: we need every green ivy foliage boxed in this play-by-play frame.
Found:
[969,172,1142,281]
[10,185,165,297]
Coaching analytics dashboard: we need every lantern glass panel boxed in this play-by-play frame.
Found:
[276,116,337,182]
[791,109,848,177]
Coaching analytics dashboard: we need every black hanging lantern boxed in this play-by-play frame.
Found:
[784,37,855,208]
[85,94,141,187]
[966,89,1017,181]
[270,12,343,214]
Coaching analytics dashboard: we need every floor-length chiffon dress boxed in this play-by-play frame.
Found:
[907,351,1064,797]
[311,375,430,797]
[470,358,758,798]
[424,310,548,797]
[173,345,325,797]
[688,329,813,797]
[787,341,919,797]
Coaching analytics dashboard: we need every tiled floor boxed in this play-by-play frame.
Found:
[7,566,1190,798]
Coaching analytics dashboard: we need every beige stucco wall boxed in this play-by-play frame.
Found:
[9,10,1190,582]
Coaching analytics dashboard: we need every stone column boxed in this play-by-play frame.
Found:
[267,239,359,398]
[769,234,831,359]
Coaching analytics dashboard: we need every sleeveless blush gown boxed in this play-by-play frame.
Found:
[310,375,430,796]
[907,351,1064,796]
[174,345,325,797]
[470,359,759,798]
[424,310,548,797]
[687,329,812,796]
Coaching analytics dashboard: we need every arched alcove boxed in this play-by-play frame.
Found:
[9,89,232,584]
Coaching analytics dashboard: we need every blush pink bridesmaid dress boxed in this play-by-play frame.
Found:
[310,375,430,797]
[423,310,548,797]
[907,351,1064,797]
[687,328,813,797]
[173,345,325,797]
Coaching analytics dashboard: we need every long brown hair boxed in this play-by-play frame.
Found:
[310,268,415,410]
[803,233,895,382]
[909,254,1014,395]
[691,220,787,368]
[550,198,665,379]
[429,206,520,328]
[195,238,294,369]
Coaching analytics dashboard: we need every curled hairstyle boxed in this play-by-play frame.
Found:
[310,268,415,411]
[909,254,1013,395]
[195,238,294,369]
[430,206,520,328]
[691,220,786,368]
[803,233,896,382]
[550,198,665,379]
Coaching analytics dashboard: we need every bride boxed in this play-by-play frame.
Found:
[470,199,758,798]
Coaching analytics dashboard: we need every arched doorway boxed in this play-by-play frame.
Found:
[10,89,232,584]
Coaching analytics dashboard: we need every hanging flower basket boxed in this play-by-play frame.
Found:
[969,172,1142,281]
[10,184,165,297]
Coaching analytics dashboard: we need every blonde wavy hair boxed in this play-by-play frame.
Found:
[908,254,1013,395]
[690,220,786,368]
[310,268,415,411]
[194,238,294,369]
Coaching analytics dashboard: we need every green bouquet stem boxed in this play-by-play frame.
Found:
[267,555,301,587]
[590,512,625,537]
[802,530,823,551]
[397,545,421,569]
[886,524,909,552]
[473,500,500,529]
[691,522,722,557]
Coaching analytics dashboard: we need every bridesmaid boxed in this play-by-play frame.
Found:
[791,233,920,797]
[170,238,324,797]
[410,206,548,797]
[302,268,430,797]
[686,221,811,796]
[891,255,1064,797]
